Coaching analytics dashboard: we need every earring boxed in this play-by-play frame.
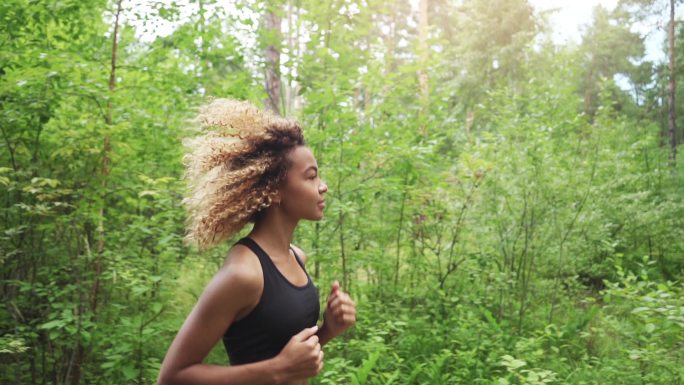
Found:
[258,195,271,210]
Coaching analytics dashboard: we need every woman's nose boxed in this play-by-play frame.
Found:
[319,180,328,193]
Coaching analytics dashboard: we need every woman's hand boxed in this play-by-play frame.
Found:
[274,326,324,382]
[319,281,356,343]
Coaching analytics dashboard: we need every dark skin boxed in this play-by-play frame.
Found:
[158,146,357,385]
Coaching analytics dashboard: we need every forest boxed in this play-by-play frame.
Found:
[1,0,683,384]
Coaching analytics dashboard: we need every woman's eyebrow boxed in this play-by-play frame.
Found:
[304,165,318,173]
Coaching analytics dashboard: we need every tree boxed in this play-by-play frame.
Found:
[263,1,283,115]
[579,5,645,116]
[418,0,430,137]
[668,0,677,164]
[618,0,682,163]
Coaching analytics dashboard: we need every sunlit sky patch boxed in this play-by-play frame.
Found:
[129,0,675,64]
[529,0,619,44]
[529,0,675,63]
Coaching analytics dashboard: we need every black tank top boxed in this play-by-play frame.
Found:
[222,237,320,365]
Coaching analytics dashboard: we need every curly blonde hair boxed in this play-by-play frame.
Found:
[182,99,305,250]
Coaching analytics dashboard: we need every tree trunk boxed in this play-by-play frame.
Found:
[337,142,349,291]
[70,1,122,384]
[284,0,295,116]
[92,0,122,317]
[417,0,429,137]
[380,10,397,99]
[668,0,677,166]
[264,5,282,116]
[394,171,409,289]
[198,0,209,95]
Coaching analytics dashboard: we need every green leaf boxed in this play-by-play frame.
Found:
[39,320,65,330]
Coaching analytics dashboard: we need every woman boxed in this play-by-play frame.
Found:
[158,99,357,385]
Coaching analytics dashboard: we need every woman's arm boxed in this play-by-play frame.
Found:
[317,281,356,346]
[158,249,323,385]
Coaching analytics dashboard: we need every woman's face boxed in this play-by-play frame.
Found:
[279,146,328,221]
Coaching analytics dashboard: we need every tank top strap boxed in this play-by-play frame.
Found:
[289,246,307,271]
[236,238,272,267]
[238,237,310,281]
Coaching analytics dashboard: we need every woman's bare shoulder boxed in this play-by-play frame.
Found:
[218,243,262,289]
[194,243,263,322]
[196,245,263,313]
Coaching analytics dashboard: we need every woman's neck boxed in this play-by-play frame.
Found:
[249,208,298,257]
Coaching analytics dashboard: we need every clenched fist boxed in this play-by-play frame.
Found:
[275,326,324,381]
[321,281,356,339]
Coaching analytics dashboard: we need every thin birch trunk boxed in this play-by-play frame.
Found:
[668,0,677,166]
[417,0,429,137]
[264,5,282,116]
[92,0,122,317]
[394,171,409,289]
[285,0,294,116]
[70,2,122,384]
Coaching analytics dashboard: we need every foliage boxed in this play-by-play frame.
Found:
[1,0,683,384]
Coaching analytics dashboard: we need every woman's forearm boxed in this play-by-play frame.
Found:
[158,356,290,385]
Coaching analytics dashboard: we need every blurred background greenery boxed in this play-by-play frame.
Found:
[1,0,683,384]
